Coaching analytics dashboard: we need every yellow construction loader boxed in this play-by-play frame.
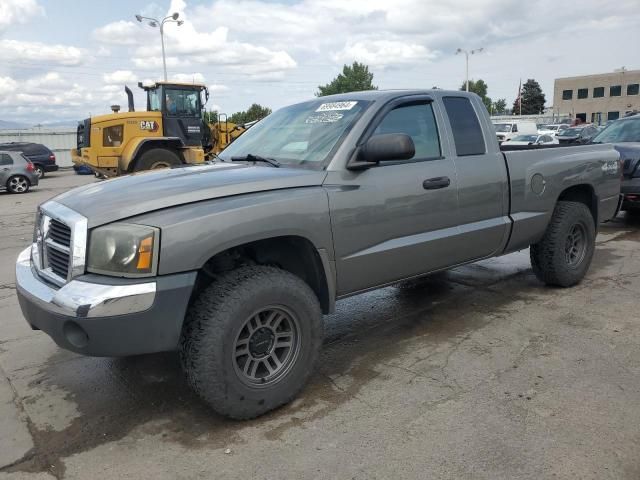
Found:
[71,82,250,177]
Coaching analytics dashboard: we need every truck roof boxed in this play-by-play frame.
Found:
[307,89,480,106]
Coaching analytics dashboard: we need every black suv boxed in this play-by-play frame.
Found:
[0,142,58,179]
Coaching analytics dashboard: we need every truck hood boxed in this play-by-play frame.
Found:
[54,163,327,227]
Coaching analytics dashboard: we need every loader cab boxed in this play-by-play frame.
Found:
[139,81,209,147]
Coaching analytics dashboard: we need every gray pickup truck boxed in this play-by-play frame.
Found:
[16,90,622,419]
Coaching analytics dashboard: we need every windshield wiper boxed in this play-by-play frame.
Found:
[230,153,281,168]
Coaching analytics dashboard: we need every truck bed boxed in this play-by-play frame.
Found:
[501,143,621,253]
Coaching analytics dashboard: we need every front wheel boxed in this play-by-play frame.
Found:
[6,175,30,194]
[180,265,323,419]
[530,201,595,287]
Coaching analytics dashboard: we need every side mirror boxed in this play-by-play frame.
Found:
[360,133,415,164]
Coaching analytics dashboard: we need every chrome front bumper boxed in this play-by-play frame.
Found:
[15,247,197,357]
[16,247,156,318]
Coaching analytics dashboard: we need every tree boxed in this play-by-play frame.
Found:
[492,98,507,114]
[460,79,492,111]
[228,104,272,124]
[316,62,377,97]
[203,110,219,123]
[512,79,546,115]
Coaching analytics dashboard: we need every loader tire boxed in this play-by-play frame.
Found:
[134,148,181,171]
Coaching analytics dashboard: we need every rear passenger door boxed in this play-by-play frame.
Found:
[0,153,14,185]
[440,96,510,261]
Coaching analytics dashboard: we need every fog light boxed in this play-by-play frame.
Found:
[63,321,89,348]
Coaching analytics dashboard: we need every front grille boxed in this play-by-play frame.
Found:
[36,214,72,284]
[46,244,70,278]
[49,219,71,247]
[33,202,87,288]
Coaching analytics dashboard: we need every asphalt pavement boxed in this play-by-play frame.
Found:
[1,170,639,479]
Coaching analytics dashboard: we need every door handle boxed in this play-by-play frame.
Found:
[422,176,450,190]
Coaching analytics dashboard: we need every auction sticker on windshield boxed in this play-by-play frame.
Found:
[316,101,358,112]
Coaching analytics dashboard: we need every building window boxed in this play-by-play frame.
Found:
[607,111,620,121]
[593,87,605,98]
[610,85,622,97]
[591,112,603,124]
[577,88,588,99]
[562,89,573,100]
[628,84,639,96]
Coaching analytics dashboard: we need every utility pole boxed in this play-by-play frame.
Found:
[456,47,484,92]
[136,12,184,81]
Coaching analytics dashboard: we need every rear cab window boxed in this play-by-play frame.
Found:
[442,97,486,156]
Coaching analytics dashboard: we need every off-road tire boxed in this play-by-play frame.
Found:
[6,175,30,194]
[134,148,181,171]
[180,265,323,420]
[530,201,595,287]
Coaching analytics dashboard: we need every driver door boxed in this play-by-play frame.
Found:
[325,98,461,295]
[163,88,204,147]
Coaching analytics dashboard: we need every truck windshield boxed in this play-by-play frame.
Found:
[493,123,512,132]
[592,118,640,143]
[218,99,372,168]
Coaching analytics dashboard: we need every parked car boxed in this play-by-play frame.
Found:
[556,125,599,144]
[493,120,538,142]
[16,90,621,419]
[591,115,640,212]
[538,124,568,136]
[503,134,558,146]
[0,142,58,179]
[0,150,39,193]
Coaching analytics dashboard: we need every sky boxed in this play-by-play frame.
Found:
[0,0,639,124]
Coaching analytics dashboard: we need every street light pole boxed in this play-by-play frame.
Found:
[456,47,484,92]
[135,12,183,81]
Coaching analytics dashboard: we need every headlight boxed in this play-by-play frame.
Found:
[87,223,159,277]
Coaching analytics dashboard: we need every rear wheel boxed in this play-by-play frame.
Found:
[180,265,323,419]
[134,148,181,172]
[6,175,30,194]
[530,201,595,287]
[33,165,44,179]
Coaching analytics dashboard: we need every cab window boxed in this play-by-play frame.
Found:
[372,102,441,160]
[103,125,124,147]
[165,89,199,117]
[149,89,161,112]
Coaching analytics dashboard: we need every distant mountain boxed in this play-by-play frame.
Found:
[34,120,80,128]
[0,120,29,129]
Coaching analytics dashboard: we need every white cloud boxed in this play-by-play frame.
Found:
[0,76,18,96]
[0,0,43,35]
[334,40,436,68]
[0,39,86,66]
[131,56,190,71]
[25,72,68,92]
[0,74,91,108]
[93,20,147,46]
[209,84,229,93]
[103,70,138,85]
[171,72,206,83]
